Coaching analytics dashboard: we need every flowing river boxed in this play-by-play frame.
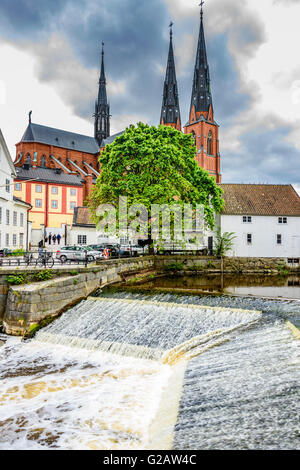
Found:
[0,291,299,450]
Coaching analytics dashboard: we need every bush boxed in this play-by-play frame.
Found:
[11,249,26,257]
[164,262,184,273]
[6,274,27,285]
[33,270,54,282]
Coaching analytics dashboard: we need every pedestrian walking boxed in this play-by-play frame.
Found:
[48,233,52,245]
[57,234,61,245]
[52,234,57,245]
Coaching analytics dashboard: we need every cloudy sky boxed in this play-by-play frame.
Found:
[0,0,300,193]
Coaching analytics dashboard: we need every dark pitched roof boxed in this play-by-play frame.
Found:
[101,131,125,147]
[160,26,181,126]
[15,166,83,187]
[220,184,300,216]
[73,206,95,227]
[13,196,31,208]
[21,123,100,154]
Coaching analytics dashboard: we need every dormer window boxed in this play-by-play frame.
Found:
[243,216,252,223]
[278,217,287,224]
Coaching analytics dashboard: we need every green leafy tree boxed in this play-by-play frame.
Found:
[214,229,236,257]
[89,123,224,249]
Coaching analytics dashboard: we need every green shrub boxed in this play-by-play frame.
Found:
[11,249,27,257]
[70,270,79,276]
[33,270,54,282]
[206,261,216,269]
[5,274,27,285]
[164,262,184,273]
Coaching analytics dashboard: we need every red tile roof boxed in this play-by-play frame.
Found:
[219,184,300,216]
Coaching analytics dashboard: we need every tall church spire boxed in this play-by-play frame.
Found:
[94,42,110,146]
[184,2,221,183]
[189,2,213,119]
[160,22,181,131]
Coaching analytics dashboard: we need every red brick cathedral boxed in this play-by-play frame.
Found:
[14,4,221,199]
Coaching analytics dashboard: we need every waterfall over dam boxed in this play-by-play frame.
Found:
[0,291,299,450]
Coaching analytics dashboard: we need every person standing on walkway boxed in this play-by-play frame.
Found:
[48,233,52,245]
[57,233,61,245]
[52,234,57,245]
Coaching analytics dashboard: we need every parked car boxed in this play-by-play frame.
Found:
[56,246,102,263]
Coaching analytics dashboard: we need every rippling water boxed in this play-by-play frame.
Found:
[0,291,299,450]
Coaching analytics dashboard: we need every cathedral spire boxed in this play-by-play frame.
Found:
[189,2,213,119]
[160,22,181,131]
[94,42,110,146]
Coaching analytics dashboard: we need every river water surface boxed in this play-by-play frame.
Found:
[0,286,299,450]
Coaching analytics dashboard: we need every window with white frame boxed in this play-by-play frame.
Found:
[278,217,287,224]
[52,187,58,194]
[20,213,24,227]
[13,234,17,246]
[6,210,9,225]
[35,199,42,208]
[277,234,282,245]
[15,183,22,191]
[13,211,17,226]
[6,234,9,246]
[0,207,2,224]
[71,188,76,196]
[0,232,1,247]
[51,200,58,209]
[78,235,87,245]
[247,233,252,245]
[36,185,42,193]
[20,233,24,247]
[70,201,76,210]
[5,179,10,192]
[243,216,252,223]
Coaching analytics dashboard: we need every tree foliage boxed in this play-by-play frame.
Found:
[89,122,224,233]
[214,229,236,257]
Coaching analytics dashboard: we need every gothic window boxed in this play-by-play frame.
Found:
[41,155,46,168]
[207,131,213,155]
[191,131,196,145]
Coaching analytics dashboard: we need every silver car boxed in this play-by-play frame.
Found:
[56,246,102,263]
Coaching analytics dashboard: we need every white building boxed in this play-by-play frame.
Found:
[0,129,31,251]
[218,184,300,260]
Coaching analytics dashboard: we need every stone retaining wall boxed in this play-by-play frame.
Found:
[2,257,155,335]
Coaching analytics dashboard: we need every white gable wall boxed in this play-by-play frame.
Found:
[221,214,300,258]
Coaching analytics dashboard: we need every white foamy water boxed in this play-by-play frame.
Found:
[0,292,299,450]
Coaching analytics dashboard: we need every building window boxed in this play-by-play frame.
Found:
[71,188,76,196]
[33,152,38,162]
[6,210,9,225]
[41,155,46,167]
[207,131,213,155]
[243,216,252,223]
[51,200,58,209]
[278,217,287,224]
[0,207,2,224]
[36,185,42,193]
[70,201,76,210]
[13,211,17,226]
[6,234,9,246]
[15,183,22,191]
[78,235,87,245]
[35,199,42,208]
[277,234,282,245]
[247,234,252,245]
[52,187,58,194]
[5,179,10,192]
[26,154,31,165]
[13,234,17,246]
[20,233,24,247]
[0,232,1,247]
[20,213,24,227]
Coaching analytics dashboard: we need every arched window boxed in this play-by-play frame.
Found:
[207,131,213,155]
[33,151,38,162]
[26,153,31,165]
[41,155,46,168]
[191,131,196,145]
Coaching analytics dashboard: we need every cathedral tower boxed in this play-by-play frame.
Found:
[184,4,221,182]
[94,42,110,146]
[160,23,181,131]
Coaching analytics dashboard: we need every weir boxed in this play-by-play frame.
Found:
[0,292,299,450]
